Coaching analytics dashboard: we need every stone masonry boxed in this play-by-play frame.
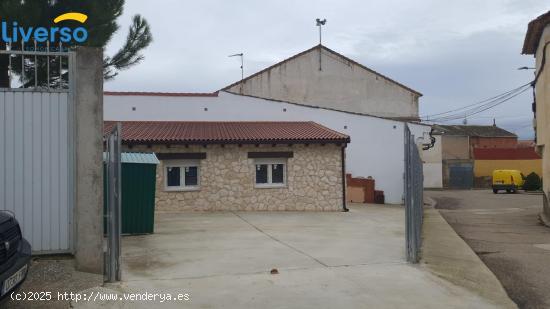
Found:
[126,144,345,211]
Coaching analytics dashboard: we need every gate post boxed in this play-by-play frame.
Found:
[73,47,104,274]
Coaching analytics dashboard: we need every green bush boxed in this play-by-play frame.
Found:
[523,172,542,191]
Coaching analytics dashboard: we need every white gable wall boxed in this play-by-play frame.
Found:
[104,91,438,204]
[226,47,420,120]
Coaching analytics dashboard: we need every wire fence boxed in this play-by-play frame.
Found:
[404,124,423,263]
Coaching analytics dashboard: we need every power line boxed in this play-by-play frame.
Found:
[421,81,532,121]
[425,84,531,122]
[423,84,531,122]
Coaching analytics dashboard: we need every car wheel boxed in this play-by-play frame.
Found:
[506,189,512,193]
[493,189,498,194]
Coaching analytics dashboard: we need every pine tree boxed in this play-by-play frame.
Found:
[0,0,153,87]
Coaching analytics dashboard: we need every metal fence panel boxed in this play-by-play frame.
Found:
[0,91,71,253]
[0,47,74,254]
[404,124,424,263]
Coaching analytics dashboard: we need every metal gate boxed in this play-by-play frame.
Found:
[0,45,75,254]
[404,124,423,263]
[449,164,473,189]
[104,123,122,282]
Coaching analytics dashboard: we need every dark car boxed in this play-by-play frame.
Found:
[0,211,31,301]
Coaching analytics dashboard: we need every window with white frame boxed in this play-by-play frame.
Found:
[164,160,200,191]
[254,158,287,188]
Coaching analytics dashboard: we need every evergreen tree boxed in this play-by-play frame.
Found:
[0,0,152,87]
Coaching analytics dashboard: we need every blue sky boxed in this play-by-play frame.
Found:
[104,0,548,139]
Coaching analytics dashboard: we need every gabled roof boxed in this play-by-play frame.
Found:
[104,91,218,97]
[522,10,550,55]
[433,125,517,138]
[222,44,422,96]
[104,121,350,145]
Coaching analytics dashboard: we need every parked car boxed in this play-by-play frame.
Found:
[0,211,31,301]
[492,169,525,194]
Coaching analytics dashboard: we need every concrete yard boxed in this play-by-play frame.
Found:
[71,204,514,308]
[427,190,550,309]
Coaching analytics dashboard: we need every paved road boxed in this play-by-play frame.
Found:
[427,190,550,309]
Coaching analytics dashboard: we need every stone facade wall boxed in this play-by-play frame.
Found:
[126,144,344,211]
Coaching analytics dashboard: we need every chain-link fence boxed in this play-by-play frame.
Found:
[404,124,423,263]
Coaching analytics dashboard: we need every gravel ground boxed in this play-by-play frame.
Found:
[427,190,550,309]
[3,255,103,309]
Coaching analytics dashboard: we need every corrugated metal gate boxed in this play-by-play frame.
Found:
[404,124,423,263]
[449,164,473,189]
[0,46,75,254]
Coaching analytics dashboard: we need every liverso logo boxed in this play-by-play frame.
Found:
[1,12,88,44]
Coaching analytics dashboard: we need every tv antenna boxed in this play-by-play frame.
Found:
[228,53,244,82]
[316,18,326,71]
[316,18,326,45]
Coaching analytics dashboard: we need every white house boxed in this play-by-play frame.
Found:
[224,45,422,121]
[104,91,439,204]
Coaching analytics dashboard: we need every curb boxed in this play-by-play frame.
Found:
[421,196,518,309]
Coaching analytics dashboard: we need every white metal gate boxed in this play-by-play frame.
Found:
[0,46,74,254]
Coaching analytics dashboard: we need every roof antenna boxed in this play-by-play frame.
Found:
[229,53,244,93]
[316,18,326,71]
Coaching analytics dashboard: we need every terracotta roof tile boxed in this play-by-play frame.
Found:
[104,121,350,145]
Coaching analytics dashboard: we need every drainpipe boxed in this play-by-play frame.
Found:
[341,144,349,212]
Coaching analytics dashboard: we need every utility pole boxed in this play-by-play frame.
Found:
[316,18,326,71]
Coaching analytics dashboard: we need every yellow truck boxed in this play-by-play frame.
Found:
[492,170,525,194]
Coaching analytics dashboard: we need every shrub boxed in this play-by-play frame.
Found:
[523,172,542,191]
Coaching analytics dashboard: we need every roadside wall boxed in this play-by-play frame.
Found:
[125,144,344,211]
[474,159,542,187]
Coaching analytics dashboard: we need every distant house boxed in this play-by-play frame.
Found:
[224,45,422,121]
[523,10,550,225]
[473,147,542,187]
[432,125,518,188]
[104,121,350,211]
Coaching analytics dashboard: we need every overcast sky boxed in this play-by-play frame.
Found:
[104,0,548,139]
